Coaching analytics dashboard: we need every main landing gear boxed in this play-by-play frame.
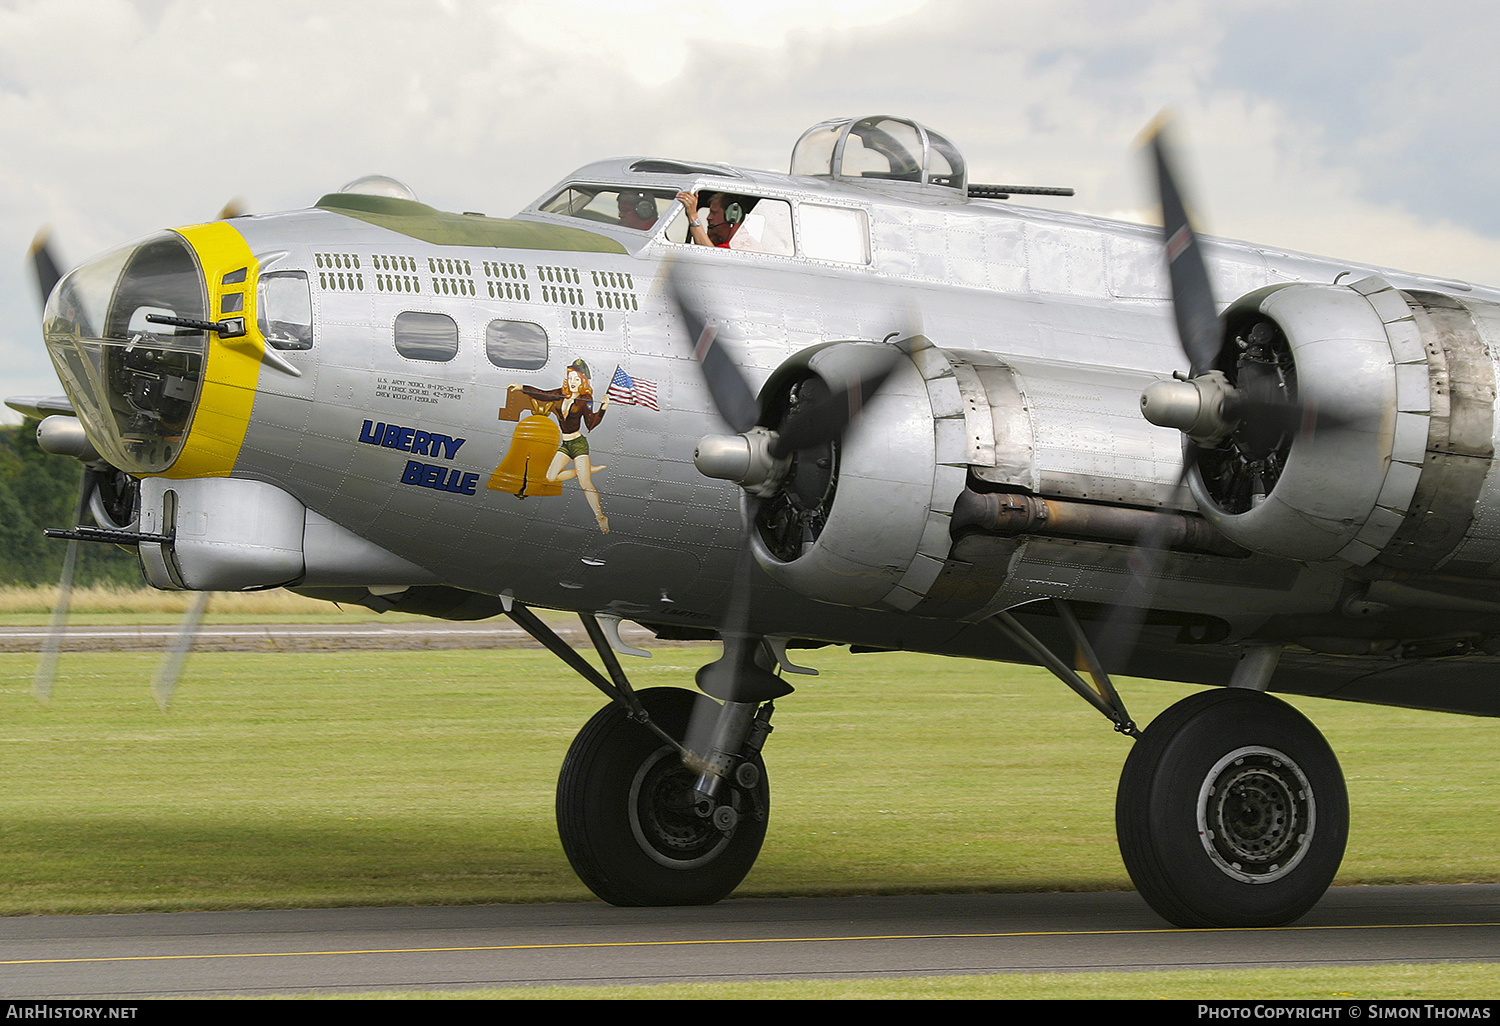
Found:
[515,597,1349,925]
[995,601,1348,928]
[505,604,784,906]
[557,686,770,905]
[1116,687,1347,928]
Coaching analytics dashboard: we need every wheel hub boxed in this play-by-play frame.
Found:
[1197,745,1314,884]
[629,746,736,870]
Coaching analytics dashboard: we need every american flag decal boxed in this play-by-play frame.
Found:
[607,366,659,411]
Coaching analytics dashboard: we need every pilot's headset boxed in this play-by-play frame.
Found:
[620,190,656,221]
[713,194,746,225]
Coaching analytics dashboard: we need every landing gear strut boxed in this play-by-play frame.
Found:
[995,600,1348,927]
[504,603,778,906]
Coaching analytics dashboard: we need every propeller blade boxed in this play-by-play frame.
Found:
[1224,393,1361,439]
[683,515,760,761]
[666,262,760,433]
[1096,121,1225,668]
[667,261,893,765]
[33,467,96,703]
[29,229,64,311]
[1148,122,1221,376]
[31,540,77,704]
[1106,122,1376,671]
[1094,452,1197,671]
[767,351,900,459]
[682,501,791,774]
[152,591,210,711]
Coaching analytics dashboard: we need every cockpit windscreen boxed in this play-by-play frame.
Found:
[539,186,678,232]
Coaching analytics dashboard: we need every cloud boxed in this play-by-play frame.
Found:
[4,0,1500,419]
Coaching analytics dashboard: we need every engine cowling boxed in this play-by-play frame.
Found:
[742,336,1204,617]
[1188,275,1492,568]
[744,340,958,610]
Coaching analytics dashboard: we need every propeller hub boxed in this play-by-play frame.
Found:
[694,427,788,498]
[1140,371,1240,447]
[36,415,102,463]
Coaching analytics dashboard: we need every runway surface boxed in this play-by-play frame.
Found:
[4,884,1499,998]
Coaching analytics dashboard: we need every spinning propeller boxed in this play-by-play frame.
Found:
[27,231,87,703]
[1138,120,1351,490]
[29,229,63,310]
[664,261,899,770]
[1097,121,1242,666]
[671,270,899,502]
[1101,120,1350,665]
[23,231,211,707]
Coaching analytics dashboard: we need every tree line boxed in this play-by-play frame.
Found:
[0,420,140,587]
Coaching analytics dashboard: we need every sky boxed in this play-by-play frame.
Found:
[5,0,1500,421]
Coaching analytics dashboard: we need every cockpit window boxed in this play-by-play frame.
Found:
[539,185,677,232]
[734,198,794,255]
[663,193,795,256]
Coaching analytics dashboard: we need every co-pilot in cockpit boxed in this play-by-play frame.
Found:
[536,181,796,255]
[671,190,794,255]
[538,185,679,231]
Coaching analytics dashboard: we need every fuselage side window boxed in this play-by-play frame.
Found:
[257,271,314,350]
[799,204,871,265]
[729,197,794,255]
[486,320,548,370]
[394,311,458,362]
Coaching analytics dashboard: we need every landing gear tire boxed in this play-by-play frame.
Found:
[557,687,769,906]
[1116,688,1347,928]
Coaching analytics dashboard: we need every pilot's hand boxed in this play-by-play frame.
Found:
[676,191,699,218]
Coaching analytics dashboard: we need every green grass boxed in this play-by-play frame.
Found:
[3,645,1498,915]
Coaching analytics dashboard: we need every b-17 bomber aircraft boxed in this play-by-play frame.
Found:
[14,114,1500,929]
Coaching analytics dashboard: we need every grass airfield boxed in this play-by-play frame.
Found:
[4,643,1139,912]
[2,588,1499,997]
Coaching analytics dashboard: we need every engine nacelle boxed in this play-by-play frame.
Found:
[747,336,1194,616]
[1191,275,1493,568]
[747,341,959,610]
[747,279,1500,621]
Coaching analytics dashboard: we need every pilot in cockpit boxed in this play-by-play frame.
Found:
[616,190,659,231]
[676,190,754,249]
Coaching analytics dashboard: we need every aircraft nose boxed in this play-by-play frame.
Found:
[43,230,210,475]
[42,221,266,479]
